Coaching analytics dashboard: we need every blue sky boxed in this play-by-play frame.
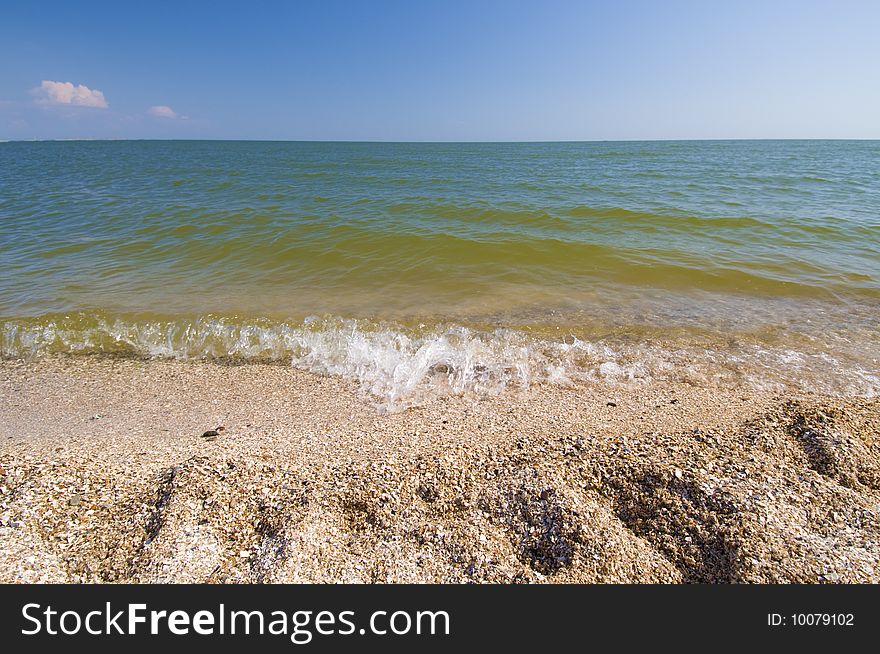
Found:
[1,0,878,141]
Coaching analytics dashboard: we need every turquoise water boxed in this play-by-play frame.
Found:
[1,140,878,403]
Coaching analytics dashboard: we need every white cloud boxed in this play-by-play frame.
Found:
[149,105,178,119]
[34,80,108,108]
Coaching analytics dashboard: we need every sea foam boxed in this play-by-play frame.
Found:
[2,314,877,409]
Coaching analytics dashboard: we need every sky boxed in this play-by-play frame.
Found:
[1,0,879,141]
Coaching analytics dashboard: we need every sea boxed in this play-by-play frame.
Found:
[1,140,878,406]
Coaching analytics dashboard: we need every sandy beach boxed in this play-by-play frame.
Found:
[0,355,877,584]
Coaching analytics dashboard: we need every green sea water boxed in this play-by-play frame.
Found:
[1,140,878,404]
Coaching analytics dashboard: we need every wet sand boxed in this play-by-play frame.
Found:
[0,356,878,583]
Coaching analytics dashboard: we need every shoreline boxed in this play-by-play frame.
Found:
[1,356,878,583]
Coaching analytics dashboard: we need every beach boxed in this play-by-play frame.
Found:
[5,4,880,649]
[1,355,877,584]
[1,139,878,584]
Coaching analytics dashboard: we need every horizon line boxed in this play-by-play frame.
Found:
[3,137,880,144]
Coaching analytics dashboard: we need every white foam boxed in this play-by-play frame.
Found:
[2,315,878,408]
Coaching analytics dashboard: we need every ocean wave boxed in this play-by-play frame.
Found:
[2,314,877,409]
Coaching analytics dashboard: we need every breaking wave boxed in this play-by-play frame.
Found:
[2,313,878,409]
